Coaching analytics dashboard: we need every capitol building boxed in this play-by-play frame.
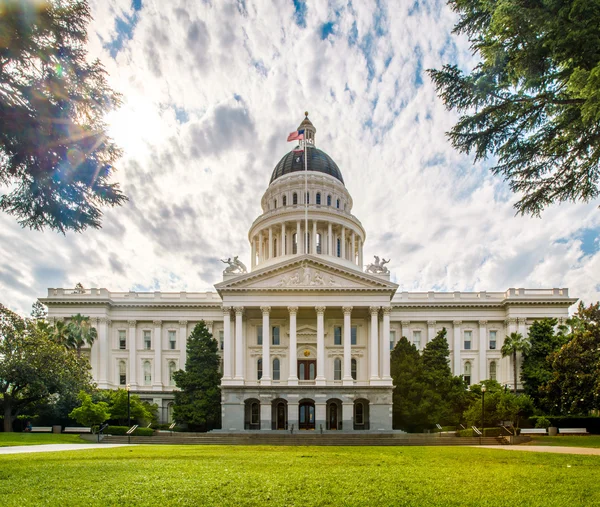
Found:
[40,115,576,431]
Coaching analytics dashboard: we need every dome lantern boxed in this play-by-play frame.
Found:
[299,112,316,146]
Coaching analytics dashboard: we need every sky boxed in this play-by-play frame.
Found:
[1,0,599,316]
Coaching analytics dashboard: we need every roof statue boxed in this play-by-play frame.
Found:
[365,256,390,275]
[221,256,247,275]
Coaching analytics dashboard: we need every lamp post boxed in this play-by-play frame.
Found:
[126,383,131,428]
[481,384,487,437]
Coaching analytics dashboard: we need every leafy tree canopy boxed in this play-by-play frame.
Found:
[0,0,126,232]
[501,332,529,393]
[68,390,110,427]
[173,321,221,432]
[97,388,156,426]
[429,0,600,215]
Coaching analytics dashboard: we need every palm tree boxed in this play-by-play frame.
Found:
[49,320,71,347]
[67,314,98,357]
[501,332,530,394]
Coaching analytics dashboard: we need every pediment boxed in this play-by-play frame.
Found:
[215,255,398,292]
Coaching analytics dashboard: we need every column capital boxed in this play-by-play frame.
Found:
[453,320,462,326]
[153,320,162,327]
[234,307,244,315]
[427,320,436,326]
[505,317,517,325]
[287,306,298,315]
[401,320,410,326]
[315,306,326,315]
[382,307,391,316]
[179,320,188,326]
[222,306,232,315]
[205,320,213,328]
[369,306,380,315]
[260,306,271,315]
[517,317,526,324]
[342,306,353,315]
[479,320,488,326]
[128,320,137,327]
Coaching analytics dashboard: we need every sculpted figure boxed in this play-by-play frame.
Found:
[221,256,247,274]
[233,256,248,274]
[365,255,391,274]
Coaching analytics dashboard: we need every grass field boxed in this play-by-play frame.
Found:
[0,433,88,447]
[0,445,598,506]
[528,435,600,448]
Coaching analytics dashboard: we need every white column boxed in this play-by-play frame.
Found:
[427,320,436,347]
[504,318,517,387]
[315,306,326,385]
[478,320,487,383]
[258,232,263,263]
[341,227,346,260]
[358,238,363,268]
[234,307,244,381]
[251,237,256,269]
[369,306,379,380]
[179,320,187,371]
[128,320,137,387]
[312,221,317,255]
[453,320,462,376]
[153,320,163,389]
[96,318,109,388]
[343,306,353,385]
[222,307,232,380]
[382,307,391,381]
[400,320,410,341]
[261,306,271,385]
[296,221,302,254]
[268,227,273,259]
[288,306,298,385]
[351,231,356,264]
[517,317,527,389]
[328,222,333,256]
[281,223,286,256]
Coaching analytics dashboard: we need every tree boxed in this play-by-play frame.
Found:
[66,313,97,357]
[428,0,600,215]
[173,321,221,432]
[100,389,156,426]
[0,304,92,431]
[521,318,569,410]
[0,0,126,233]
[542,302,600,414]
[501,332,529,393]
[68,390,110,427]
[30,301,47,320]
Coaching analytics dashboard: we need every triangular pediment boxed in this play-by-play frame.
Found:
[214,255,398,293]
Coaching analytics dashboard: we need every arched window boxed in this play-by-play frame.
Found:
[169,361,176,386]
[273,358,280,381]
[351,358,357,380]
[293,233,298,254]
[336,199,340,209]
[257,358,263,380]
[334,358,342,380]
[299,362,305,379]
[282,195,287,206]
[316,193,321,205]
[143,361,152,386]
[464,361,472,385]
[119,360,126,386]
[274,199,277,209]
[489,361,497,381]
[316,233,322,254]
[293,193,298,205]
[354,402,364,425]
[309,362,315,380]
[337,238,341,257]
[306,192,310,204]
[327,195,332,206]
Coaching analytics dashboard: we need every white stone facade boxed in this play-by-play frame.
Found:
[40,116,576,430]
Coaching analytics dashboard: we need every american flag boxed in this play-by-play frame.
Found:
[287,129,305,142]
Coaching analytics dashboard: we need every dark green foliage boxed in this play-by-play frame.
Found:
[104,425,154,436]
[68,391,110,427]
[0,0,126,232]
[529,415,600,434]
[542,302,600,414]
[65,313,97,357]
[429,0,600,215]
[173,321,221,432]
[521,318,568,410]
[391,337,426,431]
[99,389,157,426]
[30,301,47,320]
[501,332,529,393]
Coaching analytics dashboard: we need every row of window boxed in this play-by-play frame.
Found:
[117,360,178,386]
[256,326,359,346]
[410,330,498,350]
[258,233,354,259]
[273,192,344,210]
[117,330,179,351]
[463,360,497,385]
[256,358,358,381]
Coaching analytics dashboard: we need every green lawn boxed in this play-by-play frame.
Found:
[528,435,600,448]
[0,446,598,506]
[0,433,88,447]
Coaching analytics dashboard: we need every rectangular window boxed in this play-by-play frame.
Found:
[119,330,126,350]
[351,326,357,345]
[334,326,342,346]
[168,330,176,350]
[144,330,151,350]
[412,330,421,349]
[390,330,396,351]
[219,330,224,350]
[464,331,472,350]
[272,326,280,345]
[257,325,263,346]
[489,330,497,350]
[120,373,127,385]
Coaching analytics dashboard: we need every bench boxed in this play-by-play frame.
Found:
[30,427,52,433]
[558,428,589,435]
[63,427,92,433]
[520,428,547,435]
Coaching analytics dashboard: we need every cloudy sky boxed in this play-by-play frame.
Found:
[1,0,598,316]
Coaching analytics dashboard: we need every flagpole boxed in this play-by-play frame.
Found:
[304,134,308,255]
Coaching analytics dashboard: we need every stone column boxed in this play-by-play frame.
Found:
[128,320,137,387]
[312,220,317,254]
[251,237,256,269]
[296,221,302,254]
[222,307,232,380]
[258,232,263,263]
[315,306,326,385]
[281,223,286,256]
[328,222,333,256]
[342,401,353,431]
[341,227,346,260]
[382,307,392,381]
[358,238,363,268]
[260,401,271,431]
[288,401,299,432]
[400,320,410,340]
[504,318,517,387]
[478,320,487,383]
[517,317,527,389]
[427,320,436,347]
[96,318,109,388]
[261,306,271,385]
[234,307,244,381]
[351,231,356,265]
[179,320,188,371]
[288,306,298,385]
[453,320,462,376]
[153,320,163,389]
[369,306,380,381]
[343,306,353,385]
[268,227,273,259]
[315,402,327,432]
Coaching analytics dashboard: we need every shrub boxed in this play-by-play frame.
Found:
[457,428,504,437]
[105,425,154,436]
[534,416,551,429]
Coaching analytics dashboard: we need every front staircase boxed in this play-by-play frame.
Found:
[102,432,508,446]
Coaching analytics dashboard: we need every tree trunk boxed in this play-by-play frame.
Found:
[513,351,518,394]
[4,396,13,432]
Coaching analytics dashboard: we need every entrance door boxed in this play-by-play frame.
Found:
[329,403,338,430]
[299,401,315,430]
[276,402,286,430]
[297,360,316,380]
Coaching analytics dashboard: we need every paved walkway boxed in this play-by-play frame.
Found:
[0,444,132,455]
[479,445,600,456]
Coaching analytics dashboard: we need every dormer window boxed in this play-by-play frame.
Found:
[316,193,321,205]
[293,193,298,205]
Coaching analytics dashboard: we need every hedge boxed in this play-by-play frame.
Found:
[527,416,600,434]
[105,425,154,436]
[457,428,506,437]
